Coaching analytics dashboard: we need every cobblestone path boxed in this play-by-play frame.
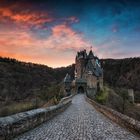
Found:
[15,94,139,140]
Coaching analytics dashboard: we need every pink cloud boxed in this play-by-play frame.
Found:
[95,38,139,59]
[0,7,53,28]
[0,24,92,67]
[0,4,79,30]
[1,22,135,67]
[49,24,90,51]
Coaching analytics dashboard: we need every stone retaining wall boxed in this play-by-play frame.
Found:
[86,96,140,136]
[0,95,72,140]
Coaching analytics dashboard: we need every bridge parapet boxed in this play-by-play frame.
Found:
[86,96,140,136]
[0,95,72,140]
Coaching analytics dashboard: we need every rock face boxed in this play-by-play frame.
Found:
[0,96,72,140]
[15,94,139,140]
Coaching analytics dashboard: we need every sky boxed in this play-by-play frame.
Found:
[0,0,140,67]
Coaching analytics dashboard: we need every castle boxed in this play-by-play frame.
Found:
[64,49,103,97]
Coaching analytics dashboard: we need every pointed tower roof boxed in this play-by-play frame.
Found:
[88,50,94,59]
[64,73,71,83]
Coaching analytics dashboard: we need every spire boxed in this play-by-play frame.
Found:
[90,46,92,50]
[88,49,94,59]
[64,73,71,83]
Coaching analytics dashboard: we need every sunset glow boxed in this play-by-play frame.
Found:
[0,0,140,67]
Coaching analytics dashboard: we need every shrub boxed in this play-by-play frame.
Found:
[95,87,108,104]
[0,102,36,117]
[38,84,65,103]
[53,96,59,105]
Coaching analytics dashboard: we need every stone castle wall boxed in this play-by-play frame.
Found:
[86,74,97,88]
[74,50,103,95]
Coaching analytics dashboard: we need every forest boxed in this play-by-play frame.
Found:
[0,56,140,117]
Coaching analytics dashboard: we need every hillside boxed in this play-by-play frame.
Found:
[0,57,75,102]
[0,56,140,117]
[101,58,140,90]
[0,57,140,102]
[101,57,140,102]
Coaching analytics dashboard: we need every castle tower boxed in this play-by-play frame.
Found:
[64,49,103,96]
[88,49,96,68]
[75,50,87,79]
[64,73,72,96]
[88,50,94,59]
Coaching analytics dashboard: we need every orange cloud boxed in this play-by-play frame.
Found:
[52,24,75,36]
[0,7,53,28]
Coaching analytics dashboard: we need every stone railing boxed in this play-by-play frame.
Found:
[59,94,74,103]
[0,95,72,140]
[86,96,140,136]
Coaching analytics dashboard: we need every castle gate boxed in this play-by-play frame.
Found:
[75,78,87,94]
[77,86,84,93]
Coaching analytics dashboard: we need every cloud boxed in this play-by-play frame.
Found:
[63,16,79,24]
[0,24,91,67]
[95,36,140,59]
[0,3,80,30]
[0,6,53,28]
[68,16,79,23]
[0,2,91,67]
[1,0,139,67]
[46,24,91,51]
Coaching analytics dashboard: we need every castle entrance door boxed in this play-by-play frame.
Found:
[78,86,84,94]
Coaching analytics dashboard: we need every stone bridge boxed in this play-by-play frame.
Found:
[15,94,139,140]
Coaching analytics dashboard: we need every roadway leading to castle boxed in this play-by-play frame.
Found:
[15,94,139,140]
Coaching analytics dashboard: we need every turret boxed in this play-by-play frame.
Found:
[76,49,87,60]
[64,73,71,83]
[64,73,72,96]
[88,50,94,59]
[88,49,96,68]
[75,50,87,79]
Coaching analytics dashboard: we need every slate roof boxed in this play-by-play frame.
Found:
[64,73,71,83]
[88,50,94,59]
[86,59,103,77]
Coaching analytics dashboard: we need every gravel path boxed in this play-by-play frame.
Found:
[15,94,140,140]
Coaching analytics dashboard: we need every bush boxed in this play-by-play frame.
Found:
[53,96,59,105]
[38,84,65,103]
[0,102,36,117]
[95,87,108,104]
[114,88,129,113]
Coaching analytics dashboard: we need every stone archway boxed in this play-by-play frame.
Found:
[97,82,100,92]
[78,86,84,93]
